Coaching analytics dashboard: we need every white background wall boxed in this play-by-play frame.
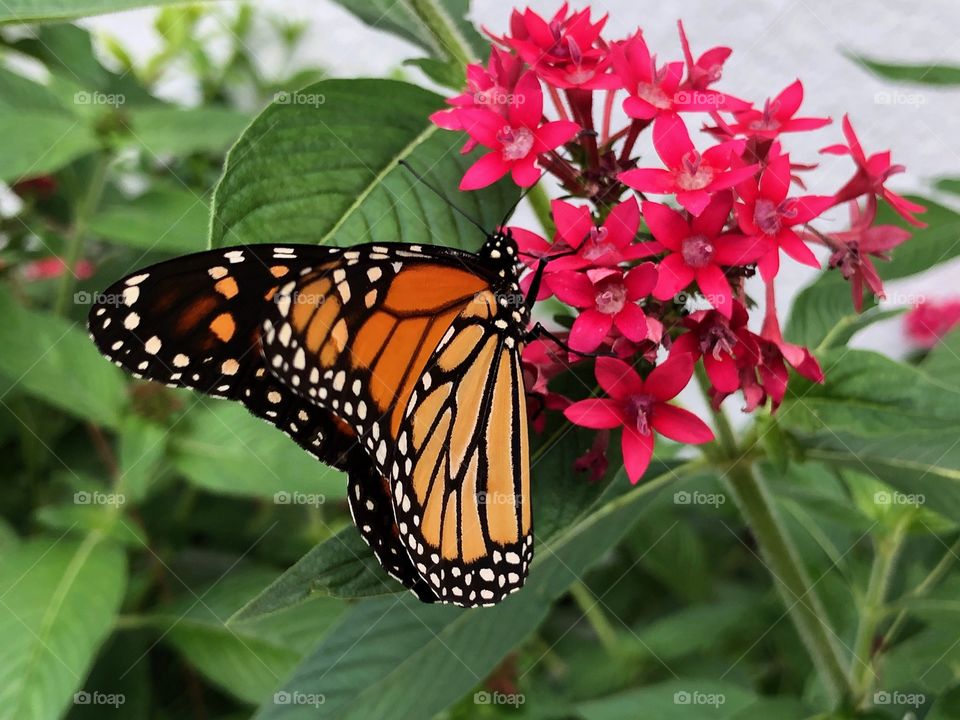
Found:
[86,0,960,361]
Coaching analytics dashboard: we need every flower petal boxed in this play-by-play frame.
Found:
[509,71,543,128]
[553,200,594,248]
[511,155,541,187]
[778,229,820,268]
[621,426,655,484]
[696,264,733,318]
[603,195,641,246]
[614,302,649,342]
[651,404,715,443]
[535,120,581,152]
[624,262,658,298]
[653,252,695,300]
[569,309,614,353]
[619,168,676,194]
[549,270,596,307]
[595,356,643,399]
[653,113,694,168]
[564,398,625,429]
[641,200,689,250]
[460,152,510,190]
[645,352,695,401]
[704,352,739,393]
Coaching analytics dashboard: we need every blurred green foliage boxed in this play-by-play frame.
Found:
[1,3,960,720]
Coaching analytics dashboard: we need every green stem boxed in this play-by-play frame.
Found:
[569,581,621,657]
[405,0,476,66]
[54,153,110,316]
[527,182,555,238]
[881,534,960,653]
[724,462,853,707]
[850,518,908,704]
[694,365,737,457]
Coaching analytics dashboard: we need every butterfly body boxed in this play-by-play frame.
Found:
[88,232,533,607]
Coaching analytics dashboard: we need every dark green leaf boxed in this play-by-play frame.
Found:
[122,107,250,157]
[210,79,514,251]
[0,111,99,182]
[577,678,757,719]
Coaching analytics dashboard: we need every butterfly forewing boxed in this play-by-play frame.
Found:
[87,245,355,467]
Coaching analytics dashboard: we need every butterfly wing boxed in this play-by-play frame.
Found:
[391,314,533,607]
[261,247,532,607]
[345,448,440,603]
[87,244,354,467]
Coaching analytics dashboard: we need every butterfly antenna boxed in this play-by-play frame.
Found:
[398,160,488,236]
[497,171,546,230]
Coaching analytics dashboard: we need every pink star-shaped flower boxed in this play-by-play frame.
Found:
[619,114,759,215]
[643,192,766,317]
[564,353,714,482]
[456,72,580,190]
[728,80,831,139]
[550,263,658,353]
[822,114,927,227]
[735,153,834,280]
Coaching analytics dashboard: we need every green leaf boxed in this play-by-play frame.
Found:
[921,328,960,387]
[848,54,960,85]
[35,504,148,547]
[116,416,169,503]
[781,349,960,436]
[210,79,515,251]
[0,111,98,182]
[170,401,347,500]
[877,197,960,279]
[928,685,960,719]
[781,349,960,521]
[330,0,486,61]
[121,107,250,157]
[88,186,210,254]
[0,536,126,720]
[577,678,757,719]
[404,57,466,89]
[0,0,201,24]
[0,67,72,113]
[254,464,698,720]
[160,567,344,705]
[0,288,127,428]
[785,274,904,350]
[934,177,960,196]
[230,526,398,621]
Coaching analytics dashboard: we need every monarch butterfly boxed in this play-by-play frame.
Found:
[88,222,537,607]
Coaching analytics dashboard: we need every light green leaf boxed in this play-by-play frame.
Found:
[35,504,148,547]
[160,567,344,706]
[170,401,347,500]
[0,0,205,24]
[210,79,515,250]
[577,678,757,720]
[921,328,960,387]
[0,288,127,428]
[0,67,72,113]
[785,274,903,350]
[877,197,960,279]
[0,536,126,720]
[849,54,960,85]
[116,416,169,503]
[121,107,250,158]
[89,186,209,254]
[254,464,698,720]
[330,0,486,61]
[0,111,98,182]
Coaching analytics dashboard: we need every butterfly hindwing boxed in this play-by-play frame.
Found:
[345,449,440,603]
[390,315,533,606]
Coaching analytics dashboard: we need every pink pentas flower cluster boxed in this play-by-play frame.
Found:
[431,5,925,483]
